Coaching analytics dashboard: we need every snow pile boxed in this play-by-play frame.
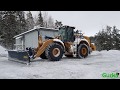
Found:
[0,46,8,57]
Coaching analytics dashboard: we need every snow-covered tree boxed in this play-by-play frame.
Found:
[0,11,27,49]
[26,11,35,30]
[36,11,44,27]
[0,11,2,35]
[16,11,28,33]
[0,11,4,46]
[0,11,18,49]
[112,26,120,50]
[95,25,120,51]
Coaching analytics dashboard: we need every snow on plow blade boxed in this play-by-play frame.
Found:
[8,50,30,64]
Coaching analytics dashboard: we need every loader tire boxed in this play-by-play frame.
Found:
[77,44,89,59]
[40,51,47,59]
[45,43,64,61]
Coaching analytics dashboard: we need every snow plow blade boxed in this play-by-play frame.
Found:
[8,50,30,64]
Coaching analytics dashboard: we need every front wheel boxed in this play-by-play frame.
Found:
[77,44,89,59]
[45,43,64,61]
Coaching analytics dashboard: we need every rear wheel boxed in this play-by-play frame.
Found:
[45,43,64,61]
[77,44,89,59]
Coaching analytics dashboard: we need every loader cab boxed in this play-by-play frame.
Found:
[58,26,75,42]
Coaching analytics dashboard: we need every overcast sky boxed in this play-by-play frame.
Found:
[31,11,120,36]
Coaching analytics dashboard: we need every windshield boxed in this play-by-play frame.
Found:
[58,28,65,36]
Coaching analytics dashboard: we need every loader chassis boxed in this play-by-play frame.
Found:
[8,25,96,63]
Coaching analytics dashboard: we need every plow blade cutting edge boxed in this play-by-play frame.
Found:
[8,51,30,64]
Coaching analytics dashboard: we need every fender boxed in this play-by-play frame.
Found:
[79,39,90,46]
[53,39,65,51]
[74,38,90,46]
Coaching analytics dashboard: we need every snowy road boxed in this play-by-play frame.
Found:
[0,50,120,79]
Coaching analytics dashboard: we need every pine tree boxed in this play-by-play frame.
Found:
[95,30,105,51]
[0,11,27,49]
[105,26,112,50]
[37,11,44,27]
[112,26,120,50]
[26,11,35,30]
[0,11,2,35]
[16,11,28,33]
[1,11,18,49]
[0,11,3,46]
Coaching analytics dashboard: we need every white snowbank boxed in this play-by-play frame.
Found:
[0,46,8,57]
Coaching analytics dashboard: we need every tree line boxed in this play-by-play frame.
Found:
[90,25,120,51]
[1,11,120,51]
[0,11,62,49]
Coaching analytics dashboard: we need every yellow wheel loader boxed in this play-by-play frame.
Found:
[8,26,96,64]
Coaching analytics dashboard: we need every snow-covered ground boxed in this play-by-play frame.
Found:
[0,46,8,57]
[0,46,120,79]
